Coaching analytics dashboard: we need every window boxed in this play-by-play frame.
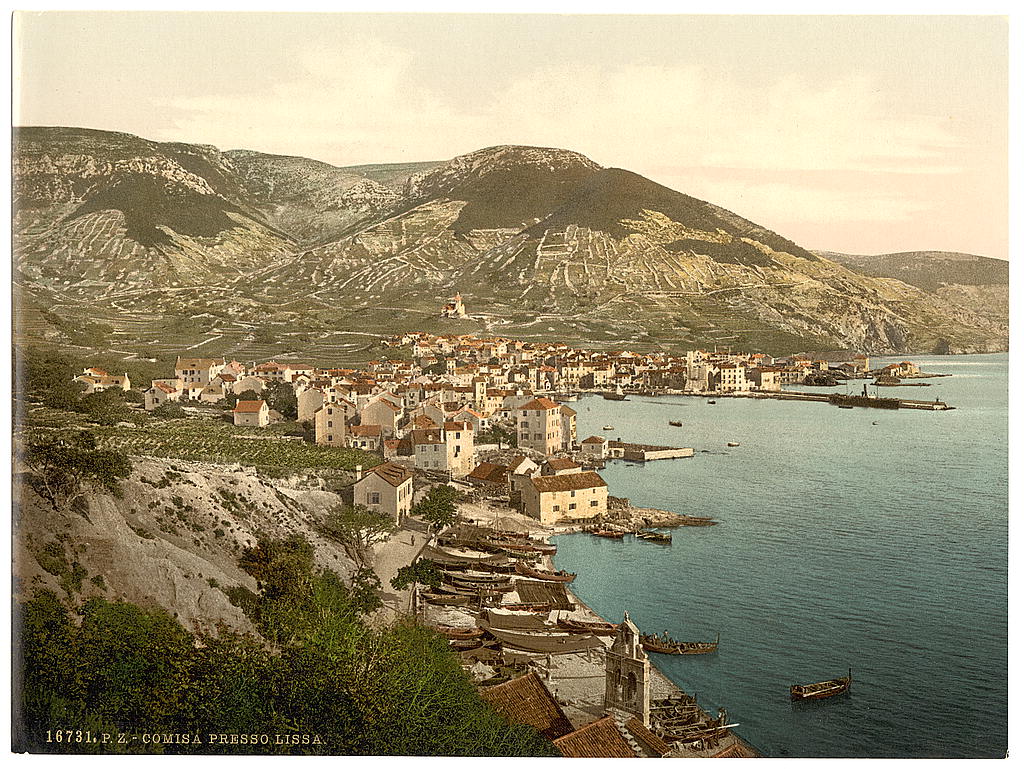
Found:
[327,421,333,428]
[328,435,333,442]
[569,503,577,510]
[570,490,576,497]
[369,492,381,504]
[590,500,599,506]
[553,505,560,511]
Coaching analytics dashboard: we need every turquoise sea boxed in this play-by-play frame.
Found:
[552,354,1008,758]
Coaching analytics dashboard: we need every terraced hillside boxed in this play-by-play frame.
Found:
[12,127,1009,364]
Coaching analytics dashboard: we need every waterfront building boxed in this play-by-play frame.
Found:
[521,471,608,524]
[580,435,608,460]
[604,611,651,727]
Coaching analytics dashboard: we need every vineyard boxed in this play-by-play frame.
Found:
[22,411,379,472]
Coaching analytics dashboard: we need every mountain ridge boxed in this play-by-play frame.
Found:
[11,126,1008,363]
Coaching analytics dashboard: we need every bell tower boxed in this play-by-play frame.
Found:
[604,611,651,725]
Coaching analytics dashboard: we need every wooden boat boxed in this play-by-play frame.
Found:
[421,592,471,607]
[602,392,627,401]
[557,617,619,636]
[515,562,576,582]
[500,602,553,613]
[790,670,852,701]
[432,624,484,640]
[441,570,509,584]
[837,403,854,409]
[641,632,719,655]
[668,420,683,427]
[636,530,672,543]
[448,577,515,593]
[602,425,615,431]
[591,529,625,539]
[726,442,740,447]
[707,400,716,404]
[489,538,556,554]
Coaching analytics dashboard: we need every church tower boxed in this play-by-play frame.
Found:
[604,611,651,725]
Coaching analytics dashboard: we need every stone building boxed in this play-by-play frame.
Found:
[604,612,651,726]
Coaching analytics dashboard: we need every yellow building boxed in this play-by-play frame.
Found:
[522,471,608,525]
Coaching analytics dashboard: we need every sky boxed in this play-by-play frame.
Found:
[12,12,1010,259]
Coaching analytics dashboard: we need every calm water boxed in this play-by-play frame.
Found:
[552,354,1007,758]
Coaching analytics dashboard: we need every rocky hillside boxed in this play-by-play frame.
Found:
[12,126,1008,360]
[13,457,355,635]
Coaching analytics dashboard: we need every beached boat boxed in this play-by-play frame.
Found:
[789,670,852,701]
[557,617,620,636]
[514,562,576,582]
[500,602,553,613]
[421,592,471,607]
[432,624,484,640]
[591,529,625,539]
[668,420,683,427]
[641,631,719,655]
[636,530,672,543]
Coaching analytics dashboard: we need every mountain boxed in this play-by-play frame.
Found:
[11,127,1008,364]
[818,250,1008,292]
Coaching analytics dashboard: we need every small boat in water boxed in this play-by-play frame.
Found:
[726,441,740,447]
[790,670,852,701]
[707,399,717,405]
[603,425,615,430]
[591,529,625,539]
[636,530,672,543]
[641,631,719,655]
[669,420,683,427]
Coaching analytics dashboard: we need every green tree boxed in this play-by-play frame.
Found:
[263,380,298,420]
[348,567,384,615]
[390,558,442,592]
[152,401,187,419]
[319,504,397,565]
[238,533,316,602]
[23,432,132,512]
[75,389,137,426]
[412,485,462,530]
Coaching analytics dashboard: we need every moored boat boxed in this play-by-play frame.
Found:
[641,631,719,655]
[591,529,625,539]
[789,669,852,701]
[636,530,672,543]
[514,562,576,582]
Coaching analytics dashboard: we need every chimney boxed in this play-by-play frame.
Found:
[355,464,363,479]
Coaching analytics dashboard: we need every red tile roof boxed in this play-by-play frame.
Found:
[233,400,266,413]
[530,471,607,493]
[349,424,382,437]
[553,716,636,758]
[361,462,413,487]
[468,462,508,485]
[520,397,560,411]
[544,457,581,471]
[479,672,574,741]
[624,717,671,757]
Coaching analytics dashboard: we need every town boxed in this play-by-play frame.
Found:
[62,314,946,757]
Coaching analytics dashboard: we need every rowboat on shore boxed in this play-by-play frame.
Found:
[500,602,553,613]
[557,617,619,636]
[514,562,576,582]
[641,631,719,655]
[636,530,672,543]
[431,624,484,640]
[789,670,852,701]
[421,592,471,607]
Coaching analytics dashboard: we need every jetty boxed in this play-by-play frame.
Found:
[771,390,953,411]
[607,440,695,462]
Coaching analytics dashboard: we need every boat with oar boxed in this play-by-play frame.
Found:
[557,617,619,636]
[515,562,576,582]
[641,631,719,655]
[790,670,852,701]
[636,530,672,543]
